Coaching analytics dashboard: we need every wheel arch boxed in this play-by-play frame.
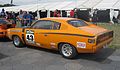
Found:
[12,35,18,39]
[58,42,78,59]
[12,35,25,44]
[58,42,78,52]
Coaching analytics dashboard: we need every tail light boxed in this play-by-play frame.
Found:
[0,25,2,29]
[88,39,95,44]
[0,25,7,29]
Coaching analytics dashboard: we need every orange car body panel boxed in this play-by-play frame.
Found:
[7,18,113,53]
[0,20,16,38]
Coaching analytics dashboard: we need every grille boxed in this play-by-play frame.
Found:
[96,31,113,45]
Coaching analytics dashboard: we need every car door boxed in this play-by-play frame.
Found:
[24,20,43,46]
[24,28,37,46]
[25,20,61,49]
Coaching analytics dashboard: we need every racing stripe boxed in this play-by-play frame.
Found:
[38,32,94,38]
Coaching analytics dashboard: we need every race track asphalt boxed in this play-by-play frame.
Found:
[0,39,120,70]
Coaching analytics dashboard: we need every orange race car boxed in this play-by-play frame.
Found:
[0,18,15,38]
[7,18,113,58]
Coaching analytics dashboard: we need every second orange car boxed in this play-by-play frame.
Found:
[0,18,15,38]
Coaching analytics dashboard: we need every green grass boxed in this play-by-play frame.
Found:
[97,23,120,49]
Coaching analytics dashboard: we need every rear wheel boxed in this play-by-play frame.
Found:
[13,36,24,48]
[59,43,78,59]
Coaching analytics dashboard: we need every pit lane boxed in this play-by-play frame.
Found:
[0,39,120,70]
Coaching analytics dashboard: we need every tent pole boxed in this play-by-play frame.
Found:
[76,0,77,8]
[61,10,62,17]
[37,10,40,19]
[47,10,50,17]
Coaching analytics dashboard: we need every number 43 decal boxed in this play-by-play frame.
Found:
[26,34,34,41]
[26,30,35,43]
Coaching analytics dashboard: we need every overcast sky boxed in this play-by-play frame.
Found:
[0,0,74,5]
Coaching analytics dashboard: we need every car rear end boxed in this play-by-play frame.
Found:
[93,30,113,53]
[67,19,114,53]
[0,24,7,37]
[0,24,16,37]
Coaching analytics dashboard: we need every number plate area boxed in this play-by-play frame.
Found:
[26,30,35,44]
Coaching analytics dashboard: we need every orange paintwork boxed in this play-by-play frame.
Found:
[7,18,113,53]
[0,19,16,38]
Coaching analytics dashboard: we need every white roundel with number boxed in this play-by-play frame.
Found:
[26,30,35,43]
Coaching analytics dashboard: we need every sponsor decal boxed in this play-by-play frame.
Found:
[26,30,35,44]
[77,42,86,48]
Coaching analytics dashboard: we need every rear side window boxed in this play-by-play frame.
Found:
[31,20,61,30]
[68,20,88,27]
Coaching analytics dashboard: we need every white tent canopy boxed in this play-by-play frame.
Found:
[94,0,120,9]
[1,0,120,12]
[78,0,102,8]
[113,0,120,9]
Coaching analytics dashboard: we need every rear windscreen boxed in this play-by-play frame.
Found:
[68,20,88,27]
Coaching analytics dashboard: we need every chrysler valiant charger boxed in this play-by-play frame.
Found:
[7,18,113,58]
[0,18,15,38]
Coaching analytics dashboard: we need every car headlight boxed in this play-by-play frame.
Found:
[88,39,95,44]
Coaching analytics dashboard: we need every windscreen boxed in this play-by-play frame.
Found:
[68,20,88,27]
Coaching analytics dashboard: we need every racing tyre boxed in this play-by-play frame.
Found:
[59,43,78,59]
[13,36,24,48]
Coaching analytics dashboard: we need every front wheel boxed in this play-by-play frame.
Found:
[13,36,24,48]
[59,43,78,59]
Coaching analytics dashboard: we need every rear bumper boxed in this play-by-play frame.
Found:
[77,38,113,53]
[92,38,113,53]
